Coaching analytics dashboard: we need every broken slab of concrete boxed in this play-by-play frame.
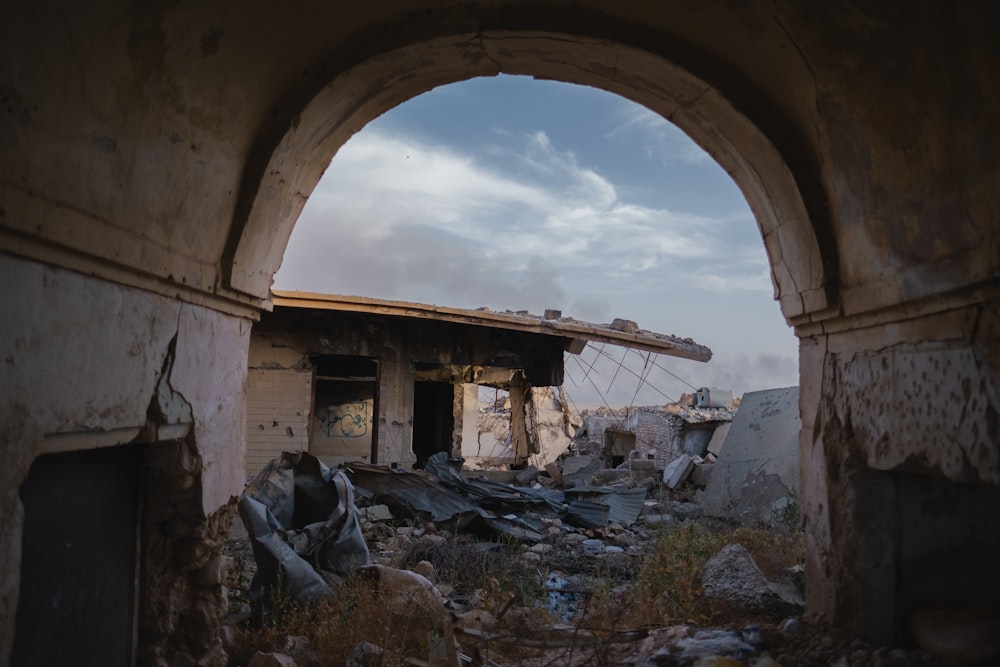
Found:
[560,454,603,488]
[663,454,694,489]
[706,422,730,457]
[699,387,800,526]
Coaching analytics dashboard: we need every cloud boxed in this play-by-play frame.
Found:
[608,103,713,166]
[275,124,783,380]
[277,127,765,308]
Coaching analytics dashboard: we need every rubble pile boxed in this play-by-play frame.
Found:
[223,445,946,667]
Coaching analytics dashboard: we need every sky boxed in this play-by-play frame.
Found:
[274,75,799,408]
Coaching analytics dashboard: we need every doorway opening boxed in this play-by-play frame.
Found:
[14,444,142,666]
[412,380,456,468]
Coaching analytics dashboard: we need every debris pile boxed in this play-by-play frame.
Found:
[222,386,950,666]
[225,442,946,667]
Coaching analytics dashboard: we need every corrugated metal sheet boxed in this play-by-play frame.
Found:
[345,462,482,525]
[564,487,647,526]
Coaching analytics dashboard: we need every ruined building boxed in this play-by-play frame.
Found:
[2,2,998,664]
[246,290,703,474]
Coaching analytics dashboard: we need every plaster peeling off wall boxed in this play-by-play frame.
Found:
[525,387,578,467]
[0,255,252,665]
[469,387,577,467]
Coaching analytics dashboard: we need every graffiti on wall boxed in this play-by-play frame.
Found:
[317,402,369,438]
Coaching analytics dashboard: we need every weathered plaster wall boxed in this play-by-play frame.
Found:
[799,299,999,643]
[524,387,574,468]
[245,355,312,475]
[0,255,250,664]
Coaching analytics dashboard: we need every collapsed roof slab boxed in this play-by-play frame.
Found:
[271,290,712,362]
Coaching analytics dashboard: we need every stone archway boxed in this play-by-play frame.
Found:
[2,2,997,661]
[224,19,836,325]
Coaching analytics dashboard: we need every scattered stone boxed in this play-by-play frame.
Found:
[610,318,639,333]
[593,468,632,485]
[530,543,553,554]
[780,616,804,635]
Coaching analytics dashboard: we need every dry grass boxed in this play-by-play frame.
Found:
[628,523,804,628]
[234,522,804,665]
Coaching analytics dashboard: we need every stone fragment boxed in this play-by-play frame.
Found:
[701,543,801,614]
[412,559,436,582]
[628,458,656,471]
[690,462,714,487]
[364,504,394,522]
[515,464,539,486]
[610,318,639,333]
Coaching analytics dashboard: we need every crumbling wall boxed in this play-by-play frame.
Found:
[525,387,576,468]
[799,299,1000,645]
[0,256,249,665]
[630,408,680,467]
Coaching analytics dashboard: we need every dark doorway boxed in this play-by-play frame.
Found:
[412,381,455,467]
[13,444,142,667]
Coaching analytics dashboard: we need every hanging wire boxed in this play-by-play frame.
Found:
[605,345,630,393]
[567,354,635,431]
[577,342,607,386]
[569,354,622,417]
[627,350,654,408]
[629,347,699,391]
[589,344,675,403]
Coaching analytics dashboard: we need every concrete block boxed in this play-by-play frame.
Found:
[690,462,714,487]
[663,454,694,489]
[707,422,731,457]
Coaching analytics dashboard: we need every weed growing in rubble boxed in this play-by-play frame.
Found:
[398,534,540,612]
[631,523,804,627]
[240,574,440,666]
